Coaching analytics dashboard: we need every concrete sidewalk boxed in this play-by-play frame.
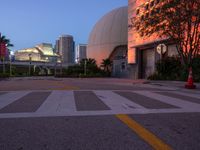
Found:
[145,80,200,92]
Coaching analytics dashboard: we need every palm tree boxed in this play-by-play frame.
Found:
[0,35,14,48]
[80,58,97,67]
[0,35,14,74]
[79,58,99,75]
[0,35,14,58]
[101,58,112,73]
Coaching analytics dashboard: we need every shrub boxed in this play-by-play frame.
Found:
[192,57,200,82]
[149,56,200,82]
[0,73,10,78]
[56,58,111,78]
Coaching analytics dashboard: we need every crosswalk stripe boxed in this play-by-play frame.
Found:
[0,90,200,119]
[133,91,200,110]
[94,91,146,110]
[36,91,76,114]
[0,91,31,110]
[171,91,200,99]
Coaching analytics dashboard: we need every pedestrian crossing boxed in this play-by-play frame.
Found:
[0,90,199,118]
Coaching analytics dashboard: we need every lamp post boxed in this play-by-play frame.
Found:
[9,52,12,76]
[29,53,32,76]
[54,56,58,76]
[84,59,87,76]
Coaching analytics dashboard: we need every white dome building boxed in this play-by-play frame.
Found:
[87,6,128,66]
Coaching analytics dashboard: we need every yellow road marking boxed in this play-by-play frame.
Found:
[116,114,172,150]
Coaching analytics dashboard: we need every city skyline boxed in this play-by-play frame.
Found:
[0,0,128,51]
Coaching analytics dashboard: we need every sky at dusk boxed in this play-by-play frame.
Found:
[0,0,127,51]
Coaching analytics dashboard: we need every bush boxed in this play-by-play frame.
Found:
[193,57,200,82]
[56,58,111,78]
[148,73,163,80]
[148,56,200,82]
[155,57,182,80]
[0,73,10,78]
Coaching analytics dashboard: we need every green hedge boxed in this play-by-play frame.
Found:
[148,57,200,82]
[0,73,10,78]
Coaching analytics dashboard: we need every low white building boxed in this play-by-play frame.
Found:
[15,43,60,63]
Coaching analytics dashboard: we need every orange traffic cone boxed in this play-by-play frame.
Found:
[185,67,196,89]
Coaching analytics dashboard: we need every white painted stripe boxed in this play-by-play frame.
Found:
[57,91,76,113]
[0,108,200,119]
[36,91,76,114]
[133,91,200,109]
[172,91,200,99]
[36,91,62,113]
[0,91,31,109]
[94,90,146,110]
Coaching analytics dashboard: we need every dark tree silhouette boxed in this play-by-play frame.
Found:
[101,58,112,73]
[133,0,200,67]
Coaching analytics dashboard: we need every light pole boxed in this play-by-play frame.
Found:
[2,57,5,74]
[84,59,87,76]
[60,57,63,75]
[9,52,12,76]
[29,53,32,76]
[54,56,58,76]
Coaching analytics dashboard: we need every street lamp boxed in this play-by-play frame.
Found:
[28,53,32,76]
[84,59,87,76]
[54,56,58,76]
[9,51,12,76]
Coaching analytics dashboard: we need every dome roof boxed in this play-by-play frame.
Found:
[87,6,128,65]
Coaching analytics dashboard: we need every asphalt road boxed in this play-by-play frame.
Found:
[0,77,200,150]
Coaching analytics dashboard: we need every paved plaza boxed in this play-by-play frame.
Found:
[0,78,200,150]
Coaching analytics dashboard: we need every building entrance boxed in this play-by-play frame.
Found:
[139,49,155,79]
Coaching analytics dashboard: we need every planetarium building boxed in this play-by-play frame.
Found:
[87,6,129,77]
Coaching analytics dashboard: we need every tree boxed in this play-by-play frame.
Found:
[133,0,200,67]
[80,58,97,67]
[0,34,14,74]
[0,35,14,48]
[79,58,99,74]
[0,35,14,58]
[101,58,112,73]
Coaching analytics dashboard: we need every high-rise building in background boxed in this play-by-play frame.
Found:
[75,44,87,63]
[56,35,75,64]
[54,39,60,54]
